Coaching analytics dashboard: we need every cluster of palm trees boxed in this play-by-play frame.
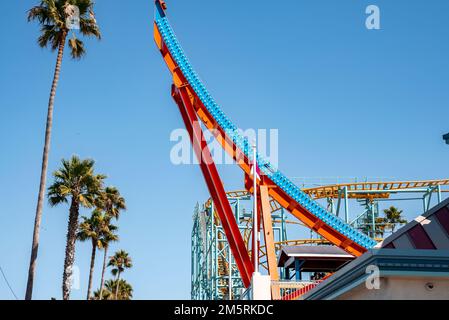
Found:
[74,178,134,300]
[49,156,132,300]
[94,250,133,300]
[25,1,134,300]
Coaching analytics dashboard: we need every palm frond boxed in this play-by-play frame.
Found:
[47,156,105,211]
[79,17,101,39]
[28,5,51,24]
[94,279,133,300]
[28,0,101,59]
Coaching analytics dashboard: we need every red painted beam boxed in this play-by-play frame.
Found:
[171,85,254,288]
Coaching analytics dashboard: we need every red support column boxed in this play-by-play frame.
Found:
[171,85,254,288]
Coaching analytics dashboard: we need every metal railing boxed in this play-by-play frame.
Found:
[271,280,323,300]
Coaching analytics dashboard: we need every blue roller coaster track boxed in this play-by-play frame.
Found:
[154,3,377,250]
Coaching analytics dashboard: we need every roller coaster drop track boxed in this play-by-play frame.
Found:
[153,0,377,288]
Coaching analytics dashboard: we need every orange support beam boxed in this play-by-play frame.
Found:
[260,186,279,280]
[260,185,280,298]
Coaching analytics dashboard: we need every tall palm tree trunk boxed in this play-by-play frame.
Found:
[99,246,108,300]
[62,197,80,300]
[86,240,97,300]
[26,31,67,300]
[115,271,121,300]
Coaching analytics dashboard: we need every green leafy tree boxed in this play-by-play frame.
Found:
[48,156,105,300]
[26,0,101,300]
[383,206,407,233]
[77,209,117,300]
[93,279,133,300]
[108,250,132,299]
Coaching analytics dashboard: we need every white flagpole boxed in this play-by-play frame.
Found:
[253,142,258,274]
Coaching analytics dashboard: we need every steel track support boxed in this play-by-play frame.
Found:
[172,85,254,288]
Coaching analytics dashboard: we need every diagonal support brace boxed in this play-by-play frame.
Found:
[171,84,254,288]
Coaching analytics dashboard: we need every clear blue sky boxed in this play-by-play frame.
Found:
[0,0,448,300]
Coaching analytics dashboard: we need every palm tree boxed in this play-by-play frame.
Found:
[48,156,105,300]
[77,209,117,300]
[97,187,126,219]
[98,219,119,300]
[93,286,112,300]
[113,279,133,300]
[93,279,133,300]
[108,250,132,299]
[26,0,101,300]
[383,206,407,233]
[95,186,126,300]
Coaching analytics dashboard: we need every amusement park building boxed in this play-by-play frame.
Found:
[303,198,449,300]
